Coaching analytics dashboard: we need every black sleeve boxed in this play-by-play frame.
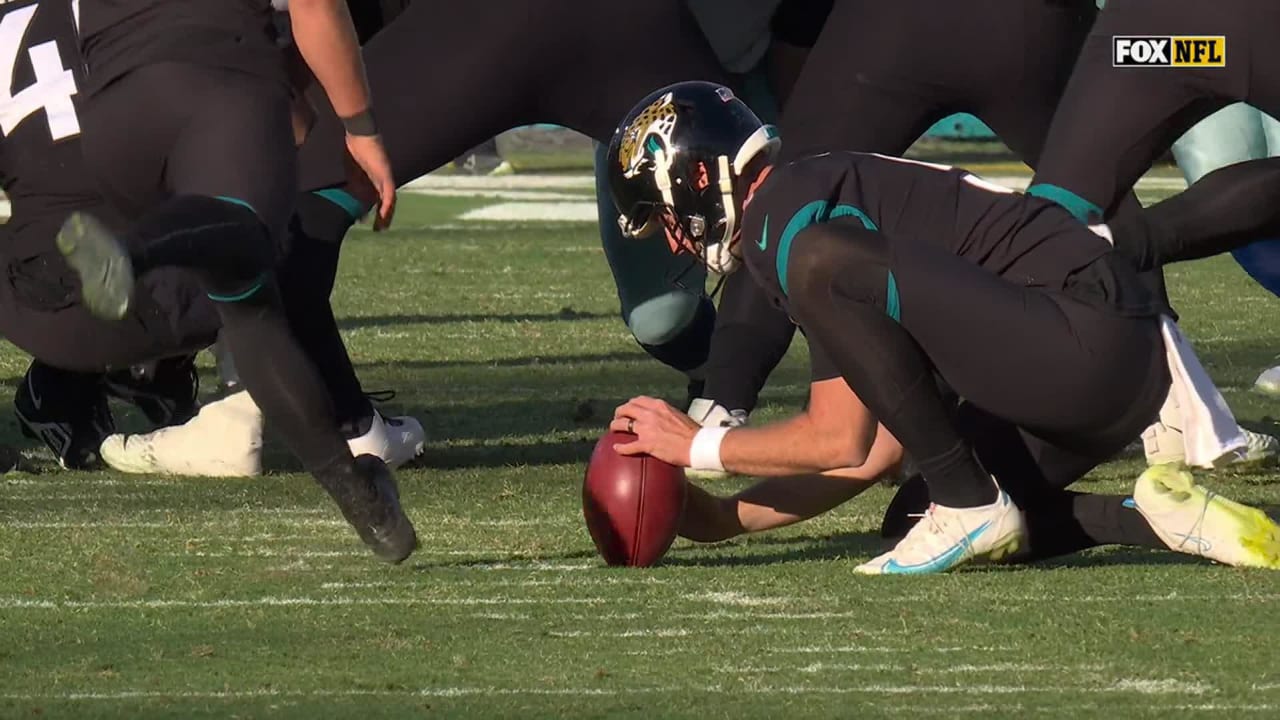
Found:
[806,332,841,382]
[770,0,833,48]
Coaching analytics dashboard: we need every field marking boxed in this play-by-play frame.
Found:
[719,662,1106,675]
[685,591,789,607]
[0,679,1220,703]
[458,202,597,223]
[774,645,1017,654]
[0,596,611,610]
[549,629,691,639]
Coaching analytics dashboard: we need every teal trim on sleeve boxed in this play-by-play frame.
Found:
[313,188,367,221]
[208,275,266,303]
[885,271,900,322]
[215,195,257,215]
[776,201,878,296]
[1026,183,1103,223]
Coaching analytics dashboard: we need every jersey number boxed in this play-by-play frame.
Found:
[0,5,79,141]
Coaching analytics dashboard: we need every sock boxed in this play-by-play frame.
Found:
[1015,492,1166,562]
[701,269,796,412]
[211,279,352,473]
[278,192,374,431]
[638,297,716,375]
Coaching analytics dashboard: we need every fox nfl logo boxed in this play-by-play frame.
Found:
[1113,36,1225,67]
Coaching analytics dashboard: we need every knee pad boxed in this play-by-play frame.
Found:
[626,291,703,346]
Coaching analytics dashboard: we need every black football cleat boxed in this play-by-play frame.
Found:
[14,361,115,469]
[104,354,199,427]
[328,454,418,564]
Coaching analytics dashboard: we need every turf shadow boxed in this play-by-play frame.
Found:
[338,309,614,330]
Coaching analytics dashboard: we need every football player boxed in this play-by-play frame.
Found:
[100,0,737,474]
[0,0,218,468]
[1169,106,1280,396]
[694,0,1278,475]
[607,82,1280,574]
[96,0,426,477]
[60,0,416,563]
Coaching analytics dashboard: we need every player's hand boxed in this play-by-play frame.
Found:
[610,396,700,467]
[345,133,396,230]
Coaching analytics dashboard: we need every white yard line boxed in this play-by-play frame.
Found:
[0,596,611,610]
[0,679,1220,702]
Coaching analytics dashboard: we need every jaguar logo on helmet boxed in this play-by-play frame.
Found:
[617,92,677,177]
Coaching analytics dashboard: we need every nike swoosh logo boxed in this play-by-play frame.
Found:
[28,371,42,411]
[882,519,994,574]
[756,215,769,251]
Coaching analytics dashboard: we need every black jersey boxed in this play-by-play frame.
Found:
[741,152,1131,309]
[79,0,283,95]
[0,0,112,258]
[739,152,1159,380]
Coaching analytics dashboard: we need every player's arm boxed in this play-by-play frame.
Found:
[287,0,396,228]
[680,425,903,542]
[612,334,878,474]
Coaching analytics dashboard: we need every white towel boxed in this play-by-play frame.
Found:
[1159,315,1246,468]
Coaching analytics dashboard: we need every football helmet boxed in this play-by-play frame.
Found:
[606,81,780,274]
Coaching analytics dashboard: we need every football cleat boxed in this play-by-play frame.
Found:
[328,454,418,564]
[685,398,748,480]
[346,410,426,470]
[104,355,199,428]
[99,390,264,477]
[14,361,114,470]
[1133,465,1280,569]
[1254,365,1280,397]
[56,211,134,321]
[856,485,1025,575]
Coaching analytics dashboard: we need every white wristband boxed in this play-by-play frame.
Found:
[689,426,730,472]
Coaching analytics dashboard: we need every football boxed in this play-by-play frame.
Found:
[582,431,688,567]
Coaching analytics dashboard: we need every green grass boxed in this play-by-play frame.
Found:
[2,181,1280,719]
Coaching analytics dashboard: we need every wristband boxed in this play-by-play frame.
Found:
[689,426,730,472]
[341,108,378,137]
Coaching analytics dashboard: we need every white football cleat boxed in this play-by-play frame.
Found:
[685,398,748,481]
[1133,465,1280,569]
[347,411,426,470]
[100,390,264,477]
[102,392,426,476]
[1254,365,1280,397]
[856,486,1025,575]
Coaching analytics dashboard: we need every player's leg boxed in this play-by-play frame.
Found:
[784,222,1169,573]
[696,0,946,435]
[1028,0,1237,222]
[883,408,1280,568]
[71,63,415,561]
[594,141,714,392]
[287,0,553,443]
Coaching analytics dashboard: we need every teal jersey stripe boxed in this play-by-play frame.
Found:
[215,196,257,215]
[1026,183,1103,224]
[775,201,878,296]
[208,275,266,303]
[313,188,367,221]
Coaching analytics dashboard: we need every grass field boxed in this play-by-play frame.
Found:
[2,172,1280,719]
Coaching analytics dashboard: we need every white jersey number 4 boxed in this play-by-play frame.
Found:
[0,4,79,141]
